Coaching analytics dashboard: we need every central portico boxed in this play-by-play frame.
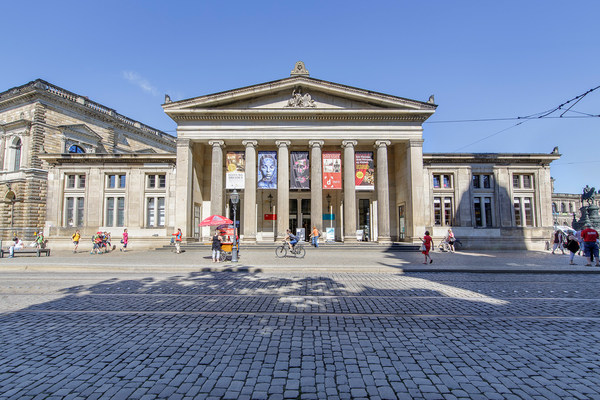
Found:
[163,62,436,243]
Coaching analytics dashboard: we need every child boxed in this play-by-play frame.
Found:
[566,232,580,265]
[120,229,128,252]
[172,228,182,254]
[72,230,80,253]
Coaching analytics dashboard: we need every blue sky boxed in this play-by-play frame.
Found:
[1,0,598,194]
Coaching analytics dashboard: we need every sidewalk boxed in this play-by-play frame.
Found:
[1,246,598,273]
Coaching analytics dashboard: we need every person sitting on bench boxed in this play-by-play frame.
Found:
[8,237,23,258]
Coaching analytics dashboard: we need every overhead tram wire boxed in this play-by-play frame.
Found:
[426,85,600,152]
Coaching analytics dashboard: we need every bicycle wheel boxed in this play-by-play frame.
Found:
[275,246,287,258]
[219,251,227,262]
[295,245,306,258]
[454,240,463,251]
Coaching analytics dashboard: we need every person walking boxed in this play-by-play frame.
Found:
[566,231,580,265]
[421,231,433,264]
[120,229,128,252]
[211,228,223,262]
[446,228,456,253]
[581,224,600,267]
[551,229,565,254]
[172,228,182,254]
[310,226,320,248]
[71,230,80,253]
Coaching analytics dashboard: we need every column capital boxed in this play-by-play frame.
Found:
[408,139,424,148]
[242,140,258,148]
[309,140,325,148]
[374,140,391,149]
[276,140,291,148]
[177,138,191,147]
[208,140,225,148]
[341,140,358,148]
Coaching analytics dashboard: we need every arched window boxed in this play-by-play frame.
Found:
[569,203,574,213]
[68,144,85,154]
[552,203,557,213]
[561,203,566,213]
[11,138,22,171]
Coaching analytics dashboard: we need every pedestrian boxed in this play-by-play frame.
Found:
[71,230,80,253]
[551,229,565,254]
[120,229,128,252]
[446,228,456,253]
[8,236,23,258]
[566,231,580,265]
[310,226,320,248]
[172,228,182,254]
[34,231,45,249]
[211,228,223,262]
[581,224,600,267]
[421,230,433,264]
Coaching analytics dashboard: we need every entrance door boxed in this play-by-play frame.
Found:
[289,197,311,241]
[358,199,370,241]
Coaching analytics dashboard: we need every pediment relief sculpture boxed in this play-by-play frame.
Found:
[285,88,316,108]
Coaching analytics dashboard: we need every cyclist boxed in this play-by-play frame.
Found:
[285,229,298,251]
[445,228,456,253]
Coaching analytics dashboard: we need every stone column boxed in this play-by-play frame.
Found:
[342,140,358,242]
[309,140,324,232]
[375,140,392,243]
[175,139,193,237]
[407,139,425,242]
[209,140,225,217]
[276,140,291,239]
[242,140,258,242]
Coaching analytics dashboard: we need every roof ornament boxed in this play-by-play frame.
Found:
[285,88,316,108]
[428,95,435,104]
[164,94,172,104]
[290,61,310,77]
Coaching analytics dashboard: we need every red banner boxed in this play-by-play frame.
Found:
[264,214,277,220]
[323,151,342,189]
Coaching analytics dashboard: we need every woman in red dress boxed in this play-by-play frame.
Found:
[422,231,433,264]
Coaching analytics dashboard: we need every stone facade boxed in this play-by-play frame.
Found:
[0,79,176,244]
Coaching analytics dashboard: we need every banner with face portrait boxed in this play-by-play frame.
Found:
[322,151,342,189]
[257,151,277,189]
[355,151,374,190]
[290,151,310,189]
[226,151,245,189]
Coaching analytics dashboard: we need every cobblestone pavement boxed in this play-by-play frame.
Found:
[1,270,599,399]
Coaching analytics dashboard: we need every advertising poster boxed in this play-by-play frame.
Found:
[322,151,342,189]
[257,151,277,189]
[225,151,245,189]
[290,151,310,189]
[355,151,375,190]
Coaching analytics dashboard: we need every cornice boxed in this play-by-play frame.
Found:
[39,153,177,166]
[422,153,560,166]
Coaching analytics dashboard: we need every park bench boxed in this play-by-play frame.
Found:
[0,248,51,258]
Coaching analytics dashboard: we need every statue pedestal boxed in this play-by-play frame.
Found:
[574,205,600,230]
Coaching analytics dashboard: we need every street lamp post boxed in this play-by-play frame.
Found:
[230,190,239,262]
[267,194,274,241]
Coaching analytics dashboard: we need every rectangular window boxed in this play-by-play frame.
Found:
[482,175,491,189]
[107,174,126,189]
[443,197,453,226]
[433,175,441,188]
[67,175,76,188]
[119,175,126,188]
[76,197,84,226]
[147,197,155,226]
[78,175,86,189]
[472,175,480,189]
[523,175,532,189]
[158,197,165,226]
[513,198,522,226]
[158,175,166,188]
[148,175,156,189]
[433,197,442,226]
[484,197,493,227]
[474,197,482,227]
[523,197,533,227]
[117,197,125,226]
[108,175,116,189]
[513,175,520,188]
[443,175,451,188]
[106,197,114,227]
[147,174,167,189]
[66,197,74,226]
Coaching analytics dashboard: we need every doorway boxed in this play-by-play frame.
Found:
[289,196,311,241]
[358,198,371,241]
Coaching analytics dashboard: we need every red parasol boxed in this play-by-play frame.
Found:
[199,215,233,227]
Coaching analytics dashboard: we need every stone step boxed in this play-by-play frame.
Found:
[157,242,420,252]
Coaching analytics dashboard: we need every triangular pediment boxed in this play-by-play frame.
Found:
[164,76,436,113]
[59,124,102,143]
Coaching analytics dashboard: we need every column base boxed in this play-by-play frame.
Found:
[377,236,392,244]
[241,236,256,244]
[343,236,359,243]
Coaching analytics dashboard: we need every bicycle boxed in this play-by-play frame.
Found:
[438,238,463,252]
[275,241,306,258]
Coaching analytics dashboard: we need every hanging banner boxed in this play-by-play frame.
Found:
[226,151,245,189]
[257,151,277,189]
[355,151,375,191]
[322,151,342,189]
[290,151,310,189]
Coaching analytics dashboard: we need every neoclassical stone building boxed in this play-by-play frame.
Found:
[1,63,560,249]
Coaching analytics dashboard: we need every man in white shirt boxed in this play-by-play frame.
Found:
[8,237,23,258]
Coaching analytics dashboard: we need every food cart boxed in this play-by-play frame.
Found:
[217,224,238,261]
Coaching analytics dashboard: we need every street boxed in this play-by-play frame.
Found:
[1,263,599,399]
